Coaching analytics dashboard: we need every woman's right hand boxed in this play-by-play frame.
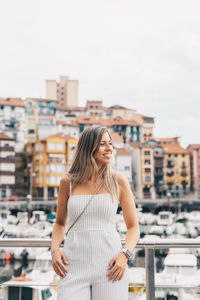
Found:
[52,248,68,278]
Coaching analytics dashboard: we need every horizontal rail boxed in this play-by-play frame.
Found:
[0,238,200,248]
[1,238,200,300]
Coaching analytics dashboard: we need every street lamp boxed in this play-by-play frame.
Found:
[27,163,36,199]
[167,192,171,212]
[27,163,35,223]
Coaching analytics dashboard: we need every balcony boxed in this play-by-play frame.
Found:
[180,170,188,177]
[154,161,163,168]
[0,239,200,300]
[166,170,174,177]
[0,146,15,152]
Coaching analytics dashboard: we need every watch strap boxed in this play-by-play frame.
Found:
[121,247,132,259]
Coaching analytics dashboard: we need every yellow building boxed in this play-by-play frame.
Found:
[25,133,77,199]
[161,142,191,196]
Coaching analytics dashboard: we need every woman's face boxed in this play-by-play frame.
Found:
[95,132,113,166]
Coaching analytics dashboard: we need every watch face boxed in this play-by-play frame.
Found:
[122,248,132,259]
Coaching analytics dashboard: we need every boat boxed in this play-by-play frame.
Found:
[157,211,175,226]
[2,281,57,300]
[1,250,58,300]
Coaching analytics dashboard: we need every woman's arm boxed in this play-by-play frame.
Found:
[107,172,140,282]
[51,175,70,277]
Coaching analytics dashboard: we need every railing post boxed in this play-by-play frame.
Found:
[145,248,155,300]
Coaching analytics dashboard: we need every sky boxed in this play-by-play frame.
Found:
[0,0,200,147]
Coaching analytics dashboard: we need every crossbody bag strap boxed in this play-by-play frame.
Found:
[65,181,103,237]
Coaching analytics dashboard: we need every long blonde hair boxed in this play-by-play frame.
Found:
[68,126,119,201]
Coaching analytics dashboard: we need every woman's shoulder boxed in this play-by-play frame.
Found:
[115,172,129,187]
[115,172,127,182]
[60,173,70,186]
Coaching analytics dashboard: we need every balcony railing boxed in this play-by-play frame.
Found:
[1,239,200,300]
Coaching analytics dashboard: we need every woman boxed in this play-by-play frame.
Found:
[51,126,140,300]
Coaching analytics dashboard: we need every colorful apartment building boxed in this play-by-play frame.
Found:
[161,141,190,197]
[0,98,26,152]
[54,102,153,144]
[25,98,57,142]
[86,100,104,117]
[0,134,15,199]
[105,105,154,142]
[25,133,77,199]
[144,137,191,197]
[187,144,200,198]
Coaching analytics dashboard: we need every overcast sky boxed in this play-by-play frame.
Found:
[0,0,200,147]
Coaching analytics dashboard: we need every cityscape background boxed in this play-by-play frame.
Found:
[0,3,200,299]
[0,0,200,147]
[0,0,200,201]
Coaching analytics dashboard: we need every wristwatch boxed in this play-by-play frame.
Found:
[120,247,132,260]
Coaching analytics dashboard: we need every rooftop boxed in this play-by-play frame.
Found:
[0,97,24,107]
[115,147,130,156]
[0,133,15,140]
[160,143,188,154]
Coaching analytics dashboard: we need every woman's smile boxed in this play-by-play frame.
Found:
[95,132,113,165]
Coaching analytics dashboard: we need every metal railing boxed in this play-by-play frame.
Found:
[0,238,200,300]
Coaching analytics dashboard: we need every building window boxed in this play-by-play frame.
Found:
[168,154,171,157]
[56,143,64,151]
[145,160,150,165]
[28,129,35,134]
[175,154,178,157]
[125,166,130,170]
[11,106,15,111]
[1,189,6,198]
[145,168,151,173]
[145,176,151,182]
[69,144,76,151]
[182,154,185,157]
[0,105,4,110]
[144,151,150,156]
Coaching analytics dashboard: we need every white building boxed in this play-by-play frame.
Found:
[114,147,132,184]
[0,133,15,199]
[0,98,26,152]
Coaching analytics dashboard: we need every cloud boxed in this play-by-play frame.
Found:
[0,0,199,146]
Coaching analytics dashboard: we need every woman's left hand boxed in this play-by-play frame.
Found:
[107,252,128,282]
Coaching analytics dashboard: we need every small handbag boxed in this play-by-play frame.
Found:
[65,181,103,237]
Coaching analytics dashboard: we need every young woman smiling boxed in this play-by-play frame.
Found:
[51,126,140,300]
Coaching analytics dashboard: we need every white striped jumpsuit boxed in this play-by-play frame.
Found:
[57,183,129,300]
